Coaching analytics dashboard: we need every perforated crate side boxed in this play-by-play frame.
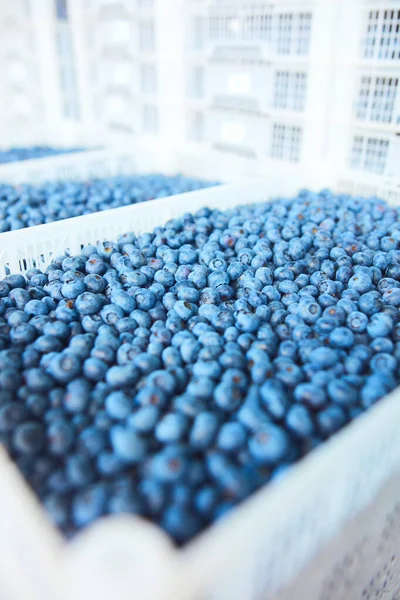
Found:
[205,4,314,61]
[0,149,139,185]
[362,5,400,61]
[354,73,400,125]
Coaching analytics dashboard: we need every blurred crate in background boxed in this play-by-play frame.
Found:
[0,0,398,192]
[184,0,399,199]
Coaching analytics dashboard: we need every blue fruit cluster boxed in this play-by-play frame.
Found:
[0,146,83,164]
[0,174,216,232]
[0,189,399,544]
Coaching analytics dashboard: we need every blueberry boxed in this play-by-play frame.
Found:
[162,505,202,544]
[96,452,123,476]
[194,485,219,518]
[367,313,393,338]
[72,483,107,527]
[346,311,368,333]
[84,274,106,293]
[317,405,347,437]
[127,405,159,433]
[43,320,70,339]
[248,424,289,465]
[383,287,400,306]
[187,376,215,399]
[0,402,26,433]
[297,299,322,324]
[26,393,48,417]
[43,494,69,528]
[10,323,37,345]
[75,292,103,315]
[110,426,147,463]
[329,327,355,349]
[235,311,260,333]
[217,422,246,452]
[358,291,382,315]
[23,367,54,392]
[285,405,315,438]
[327,380,357,406]
[106,365,139,388]
[63,378,91,413]
[149,446,187,482]
[308,346,338,369]
[370,353,397,373]
[12,421,44,455]
[83,357,108,382]
[155,412,188,443]
[214,383,242,412]
[294,382,326,409]
[189,411,219,449]
[260,380,289,419]
[105,391,131,419]
[360,373,392,408]
[348,272,372,294]
[370,337,393,354]
[275,360,303,387]
[78,427,106,457]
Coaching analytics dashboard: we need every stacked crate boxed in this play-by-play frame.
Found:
[184,0,316,164]
[0,0,398,197]
[333,1,400,201]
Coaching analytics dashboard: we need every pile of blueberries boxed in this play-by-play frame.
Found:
[0,146,84,164]
[0,174,216,232]
[0,189,400,544]
[0,146,83,165]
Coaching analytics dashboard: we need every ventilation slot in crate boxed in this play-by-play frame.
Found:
[190,16,205,51]
[209,12,272,43]
[355,75,399,124]
[188,111,205,142]
[188,66,204,99]
[363,8,400,60]
[350,135,390,175]
[277,13,312,56]
[142,104,158,133]
[57,27,79,120]
[271,123,303,162]
[141,63,157,95]
[55,0,67,21]
[207,9,312,56]
[139,20,155,52]
[274,71,308,111]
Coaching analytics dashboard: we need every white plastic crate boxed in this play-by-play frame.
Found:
[0,0,398,200]
[1,180,400,600]
[182,0,399,193]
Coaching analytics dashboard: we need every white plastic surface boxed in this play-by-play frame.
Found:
[0,0,398,198]
[1,180,400,600]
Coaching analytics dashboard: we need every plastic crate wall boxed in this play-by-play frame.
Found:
[327,0,400,202]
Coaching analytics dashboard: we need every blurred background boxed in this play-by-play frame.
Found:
[0,0,399,198]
